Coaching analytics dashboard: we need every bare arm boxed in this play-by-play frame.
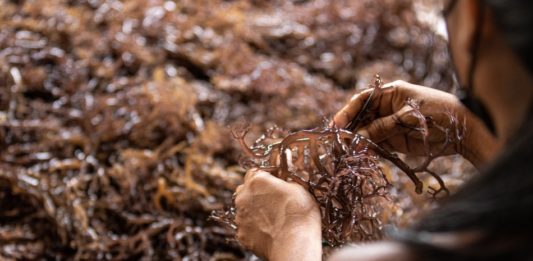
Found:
[328,242,411,261]
[269,224,322,261]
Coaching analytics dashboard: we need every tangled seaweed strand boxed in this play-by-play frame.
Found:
[216,76,465,246]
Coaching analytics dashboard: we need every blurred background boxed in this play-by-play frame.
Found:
[0,0,473,260]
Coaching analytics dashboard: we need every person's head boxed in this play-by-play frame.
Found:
[443,0,533,141]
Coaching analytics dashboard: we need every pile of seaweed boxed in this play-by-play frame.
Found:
[0,0,454,259]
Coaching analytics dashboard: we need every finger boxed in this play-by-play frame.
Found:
[379,140,395,152]
[362,105,422,143]
[331,88,373,128]
[243,168,259,183]
[356,128,370,138]
[234,191,247,211]
[235,184,244,195]
[233,185,244,199]
[331,83,400,128]
[383,79,413,89]
[359,114,401,143]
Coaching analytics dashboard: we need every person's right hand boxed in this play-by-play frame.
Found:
[234,169,322,261]
[332,80,499,167]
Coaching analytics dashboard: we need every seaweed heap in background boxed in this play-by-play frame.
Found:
[1,0,456,259]
[240,0,454,90]
[218,76,465,246]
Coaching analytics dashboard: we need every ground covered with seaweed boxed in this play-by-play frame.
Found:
[0,0,467,260]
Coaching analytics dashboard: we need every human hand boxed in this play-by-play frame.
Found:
[234,169,322,261]
[332,80,499,167]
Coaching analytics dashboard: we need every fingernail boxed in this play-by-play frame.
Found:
[356,129,369,138]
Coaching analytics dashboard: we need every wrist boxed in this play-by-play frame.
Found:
[459,109,501,168]
[268,221,322,261]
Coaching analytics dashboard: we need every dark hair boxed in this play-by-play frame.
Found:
[395,1,533,260]
[398,118,533,260]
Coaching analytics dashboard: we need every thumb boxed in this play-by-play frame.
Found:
[331,89,374,128]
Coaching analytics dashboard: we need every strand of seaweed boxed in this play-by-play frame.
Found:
[213,76,465,246]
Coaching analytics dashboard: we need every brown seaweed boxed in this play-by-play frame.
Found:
[0,0,458,259]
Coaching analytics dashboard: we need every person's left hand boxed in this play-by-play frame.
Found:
[234,169,322,260]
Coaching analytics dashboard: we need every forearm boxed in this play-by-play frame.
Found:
[328,241,411,261]
[268,225,322,261]
[460,109,501,168]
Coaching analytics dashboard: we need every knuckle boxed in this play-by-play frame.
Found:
[243,169,256,182]
[372,119,387,135]
[248,172,269,187]
[254,170,270,178]
[245,168,257,176]
[391,79,407,86]
[244,169,270,186]
[248,179,262,190]
[398,108,418,126]
[387,80,413,92]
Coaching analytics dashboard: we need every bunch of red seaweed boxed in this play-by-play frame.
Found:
[216,76,466,246]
